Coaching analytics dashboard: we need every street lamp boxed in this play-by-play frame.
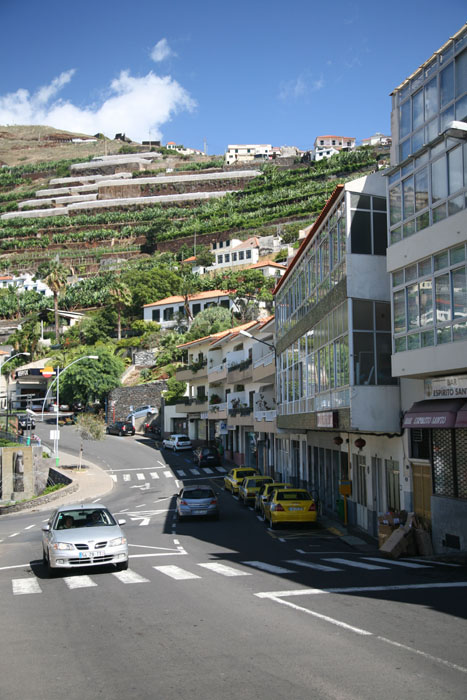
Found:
[1,352,31,433]
[239,329,276,355]
[38,355,99,465]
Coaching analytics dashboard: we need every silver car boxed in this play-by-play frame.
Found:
[176,485,220,520]
[42,504,128,576]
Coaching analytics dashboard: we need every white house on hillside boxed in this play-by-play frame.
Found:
[143,290,235,330]
[225,144,271,165]
[313,135,356,161]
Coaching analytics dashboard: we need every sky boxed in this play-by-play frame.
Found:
[0,1,466,155]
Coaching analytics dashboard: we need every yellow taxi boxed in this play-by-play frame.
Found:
[238,475,274,505]
[263,488,318,529]
[224,467,258,495]
[255,482,292,516]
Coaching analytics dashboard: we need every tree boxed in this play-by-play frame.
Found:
[193,245,215,268]
[57,348,125,407]
[36,260,69,343]
[107,278,132,341]
[215,269,274,322]
[184,306,233,341]
[7,318,41,358]
[122,264,182,316]
[75,412,106,468]
[163,377,187,405]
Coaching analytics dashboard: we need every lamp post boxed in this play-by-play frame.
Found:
[39,355,99,466]
[1,352,31,434]
[238,329,276,355]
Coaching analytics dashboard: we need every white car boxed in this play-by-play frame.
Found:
[127,405,157,421]
[162,434,192,451]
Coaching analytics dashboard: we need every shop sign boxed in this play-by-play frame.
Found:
[219,421,228,435]
[425,376,467,399]
[317,411,338,428]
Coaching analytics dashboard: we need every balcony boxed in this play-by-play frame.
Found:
[208,361,227,382]
[227,357,253,383]
[252,351,275,383]
[208,401,228,419]
[254,409,277,432]
[227,406,254,426]
[175,396,209,414]
[175,358,208,381]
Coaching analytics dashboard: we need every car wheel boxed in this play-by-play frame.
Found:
[106,427,110,434]
[42,547,47,565]
[116,560,129,571]
[118,430,123,436]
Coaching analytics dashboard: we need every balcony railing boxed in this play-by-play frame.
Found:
[227,358,252,373]
[228,406,252,417]
[253,351,275,368]
[254,409,277,422]
[209,401,227,413]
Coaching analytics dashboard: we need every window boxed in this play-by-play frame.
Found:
[220,299,230,309]
[385,460,400,511]
[350,195,387,256]
[232,253,237,261]
[353,300,395,385]
[192,303,201,316]
[355,455,367,506]
[152,309,160,322]
[239,251,244,260]
[217,255,223,264]
[246,250,252,259]
[163,307,174,321]
[224,254,230,263]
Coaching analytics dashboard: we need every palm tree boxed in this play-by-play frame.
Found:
[41,260,69,344]
[107,279,132,341]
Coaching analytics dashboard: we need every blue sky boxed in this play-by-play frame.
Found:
[0,1,465,154]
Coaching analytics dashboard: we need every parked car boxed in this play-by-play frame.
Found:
[106,420,135,436]
[224,467,259,495]
[16,414,36,432]
[238,475,274,505]
[143,418,161,437]
[193,446,221,467]
[41,504,128,576]
[263,488,318,529]
[255,482,292,515]
[162,434,192,451]
[176,485,219,520]
[127,405,157,420]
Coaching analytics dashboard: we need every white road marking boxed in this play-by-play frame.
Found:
[256,516,263,521]
[163,471,174,479]
[150,472,160,479]
[216,467,227,473]
[154,565,201,580]
[190,468,200,475]
[0,564,33,571]
[136,503,147,508]
[177,470,186,477]
[203,467,214,474]
[12,579,42,595]
[286,559,341,572]
[157,460,165,467]
[110,474,117,482]
[136,473,145,481]
[130,516,150,526]
[123,474,131,482]
[403,558,461,568]
[8,532,19,538]
[63,575,97,589]
[113,570,149,584]
[361,557,431,569]
[24,524,36,530]
[325,558,389,570]
[175,480,181,488]
[242,561,294,574]
[173,539,180,545]
[198,562,252,577]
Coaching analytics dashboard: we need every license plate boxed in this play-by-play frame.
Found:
[92,551,107,557]
[288,507,303,511]
[193,510,207,515]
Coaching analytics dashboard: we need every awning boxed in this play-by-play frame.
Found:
[455,402,467,428]
[402,399,466,429]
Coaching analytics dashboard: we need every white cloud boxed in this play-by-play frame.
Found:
[150,38,175,63]
[0,69,196,142]
[278,74,324,101]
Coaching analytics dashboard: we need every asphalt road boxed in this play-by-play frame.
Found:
[0,426,466,700]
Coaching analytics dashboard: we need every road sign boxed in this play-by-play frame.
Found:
[50,430,60,440]
[41,366,55,378]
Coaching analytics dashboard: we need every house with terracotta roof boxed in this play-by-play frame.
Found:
[313,134,356,161]
[143,290,235,330]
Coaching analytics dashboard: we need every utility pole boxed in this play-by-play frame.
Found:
[203,137,207,156]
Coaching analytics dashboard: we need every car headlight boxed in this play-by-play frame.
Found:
[52,542,74,551]
[108,537,127,547]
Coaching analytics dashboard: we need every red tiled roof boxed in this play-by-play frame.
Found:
[231,236,260,251]
[248,261,286,270]
[144,289,231,307]
[182,255,197,263]
[176,320,260,349]
[273,185,344,295]
[315,135,356,140]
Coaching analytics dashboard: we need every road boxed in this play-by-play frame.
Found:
[0,425,466,700]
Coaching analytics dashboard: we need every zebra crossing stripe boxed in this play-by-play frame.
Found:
[286,559,341,572]
[63,575,98,589]
[190,468,200,475]
[153,565,201,580]
[136,473,145,481]
[163,471,174,479]
[123,474,131,482]
[12,578,42,595]
[113,570,149,584]
[203,468,214,474]
[216,467,226,473]
[242,561,294,574]
[177,470,186,477]
[150,472,160,479]
[325,558,389,571]
[198,562,252,577]
[361,557,431,569]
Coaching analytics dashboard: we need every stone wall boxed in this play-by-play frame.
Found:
[133,350,157,367]
[108,381,167,421]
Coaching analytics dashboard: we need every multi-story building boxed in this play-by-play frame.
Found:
[273,171,405,537]
[225,144,271,165]
[174,318,276,471]
[313,135,356,161]
[386,23,467,553]
[361,133,392,148]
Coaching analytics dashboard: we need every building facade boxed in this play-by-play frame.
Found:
[225,144,271,165]
[386,23,467,553]
[143,290,234,330]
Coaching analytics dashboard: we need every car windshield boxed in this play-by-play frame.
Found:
[183,489,214,499]
[237,470,255,478]
[177,436,189,441]
[276,491,312,501]
[54,509,117,529]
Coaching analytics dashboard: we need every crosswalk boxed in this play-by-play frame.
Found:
[9,556,455,595]
[109,466,227,484]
